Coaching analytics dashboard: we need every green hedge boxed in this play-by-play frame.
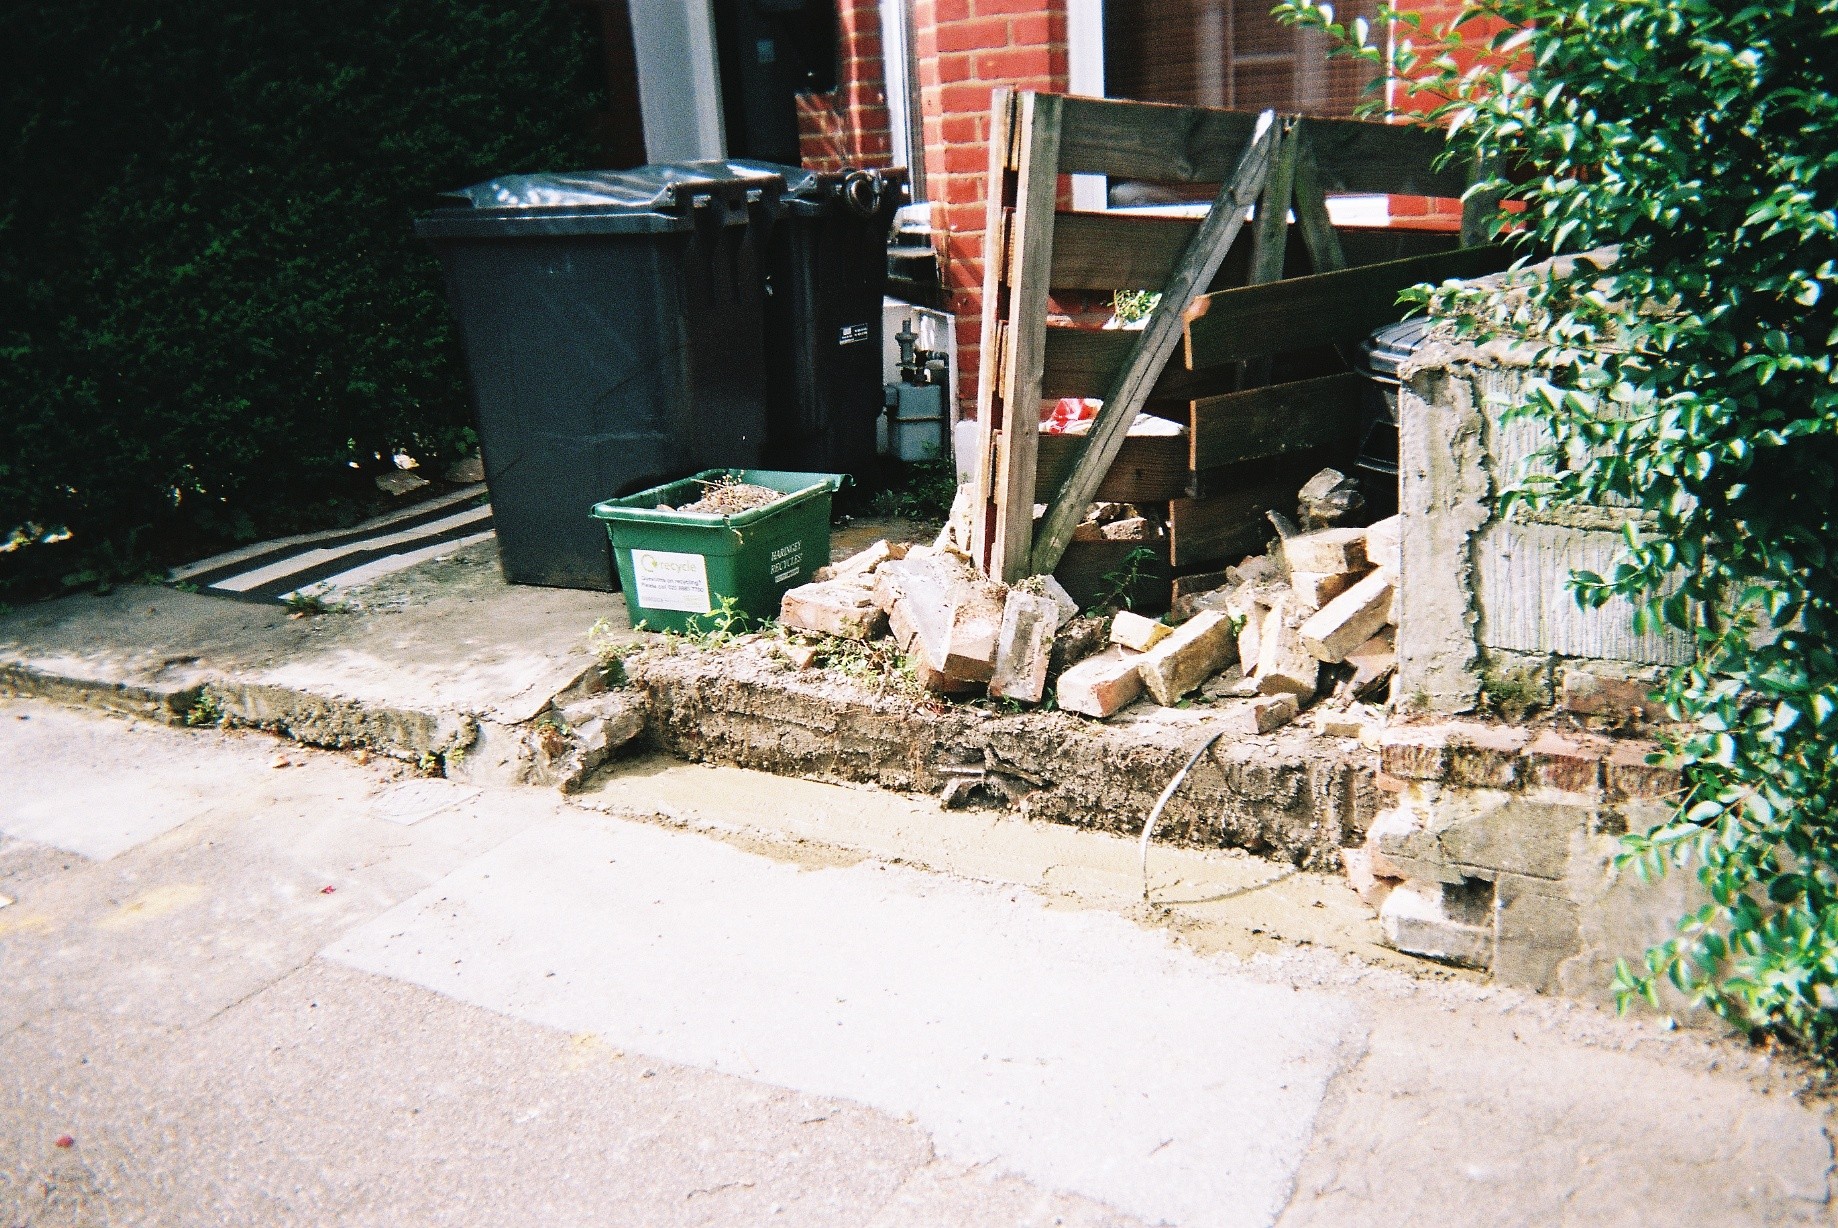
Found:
[0,0,607,591]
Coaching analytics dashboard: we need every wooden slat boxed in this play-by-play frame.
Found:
[1185,244,1511,368]
[976,90,1064,582]
[1241,120,1301,387]
[1289,115,1468,198]
[1042,326,1247,402]
[1291,121,1348,276]
[1247,120,1300,286]
[1053,536,1173,615]
[1188,372,1367,472]
[1058,96,1465,199]
[1034,432,1189,503]
[1049,212,1254,293]
[1031,112,1279,578]
[1168,453,1329,568]
[1461,152,1505,249]
[1048,212,1457,293]
[1058,95,1263,181]
[971,88,1017,573]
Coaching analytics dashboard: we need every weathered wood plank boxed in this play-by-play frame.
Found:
[977,90,1064,582]
[1248,120,1300,286]
[1041,326,1238,402]
[1049,212,1255,292]
[1058,95,1263,181]
[1030,112,1279,578]
[1188,372,1366,472]
[1460,152,1506,248]
[1168,453,1328,567]
[1047,212,1457,293]
[971,88,1018,575]
[1053,536,1173,614]
[1035,432,1190,503]
[1291,115,1468,198]
[1058,96,1465,198]
[1291,121,1348,275]
[1185,244,1511,368]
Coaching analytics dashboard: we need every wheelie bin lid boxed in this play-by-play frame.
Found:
[414,167,781,240]
[668,160,908,219]
[1356,317,1435,382]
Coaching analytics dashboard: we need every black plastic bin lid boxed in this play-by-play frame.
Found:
[1356,317,1435,382]
[669,159,908,218]
[414,167,781,240]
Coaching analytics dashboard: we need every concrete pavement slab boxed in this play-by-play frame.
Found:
[326,812,1369,1228]
[0,705,285,860]
[0,963,1143,1228]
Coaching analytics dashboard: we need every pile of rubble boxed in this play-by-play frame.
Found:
[777,469,1400,737]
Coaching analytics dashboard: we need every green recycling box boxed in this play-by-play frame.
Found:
[591,469,845,634]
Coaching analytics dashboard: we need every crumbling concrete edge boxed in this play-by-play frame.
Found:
[0,654,644,787]
[622,643,1378,871]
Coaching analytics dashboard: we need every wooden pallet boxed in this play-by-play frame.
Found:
[970,91,1512,586]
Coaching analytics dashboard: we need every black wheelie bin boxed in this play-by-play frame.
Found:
[670,160,906,483]
[416,168,782,590]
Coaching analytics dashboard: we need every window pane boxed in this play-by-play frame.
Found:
[1103,0,1382,117]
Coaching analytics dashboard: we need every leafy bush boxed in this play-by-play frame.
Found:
[0,0,606,592]
[1279,0,1838,1052]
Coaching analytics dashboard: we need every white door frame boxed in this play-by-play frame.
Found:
[1066,0,1106,211]
[629,0,728,163]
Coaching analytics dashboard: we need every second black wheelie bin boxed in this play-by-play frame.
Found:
[671,160,906,483]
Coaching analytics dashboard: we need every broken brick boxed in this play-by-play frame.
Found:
[1057,645,1145,718]
[1109,609,1171,653]
[988,591,1058,704]
[1137,610,1238,706]
[1299,568,1394,663]
[779,580,887,641]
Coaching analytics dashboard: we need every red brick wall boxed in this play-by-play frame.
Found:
[914,0,1069,419]
[796,0,896,172]
[1387,0,1515,229]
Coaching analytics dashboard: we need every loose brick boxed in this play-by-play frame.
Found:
[1344,627,1396,695]
[1109,610,1171,652]
[1364,515,1402,573]
[941,582,1006,682]
[1290,570,1360,611]
[1255,597,1319,702]
[1226,692,1299,735]
[988,591,1057,704]
[779,580,887,641]
[1057,645,1145,718]
[1299,568,1395,663]
[1282,527,1368,576]
[1137,610,1238,706]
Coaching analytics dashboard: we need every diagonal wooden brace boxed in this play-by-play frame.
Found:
[1028,111,1282,579]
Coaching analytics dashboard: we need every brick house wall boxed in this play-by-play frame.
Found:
[914,0,1068,419]
[796,0,897,171]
